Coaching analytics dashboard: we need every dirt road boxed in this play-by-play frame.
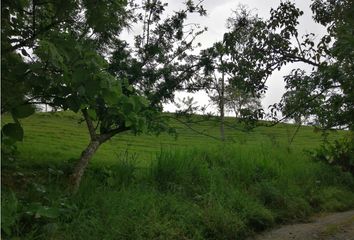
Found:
[250,210,354,240]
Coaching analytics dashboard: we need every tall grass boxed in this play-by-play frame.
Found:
[2,143,354,239]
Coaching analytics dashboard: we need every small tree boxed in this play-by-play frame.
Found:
[224,87,262,119]
[201,42,228,140]
[1,0,207,191]
[200,8,263,140]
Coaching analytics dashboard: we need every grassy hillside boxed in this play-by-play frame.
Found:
[3,111,345,165]
[2,111,353,239]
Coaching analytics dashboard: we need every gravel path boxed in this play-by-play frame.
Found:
[249,210,354,240]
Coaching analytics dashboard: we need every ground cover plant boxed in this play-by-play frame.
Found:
[2,112,354,239]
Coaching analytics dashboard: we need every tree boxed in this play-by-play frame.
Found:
[201,42,228,140]
[1,0,207,191]
[200,8,264,139]
[224,87,262,119]
[289,0,354,131]
[244,0,354,131]
[2,0,136,190]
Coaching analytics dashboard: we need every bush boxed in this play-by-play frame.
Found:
[311,135,354,175]
[317,187,354,211]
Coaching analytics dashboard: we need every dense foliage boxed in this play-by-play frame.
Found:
[1,0,206,189]
[2,0,133,151]
[311,134,354,175]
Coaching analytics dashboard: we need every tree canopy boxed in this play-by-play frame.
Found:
[248,0,354,130]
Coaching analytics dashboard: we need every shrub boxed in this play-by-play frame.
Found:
[311,135,354,175]
[317,187,354,211]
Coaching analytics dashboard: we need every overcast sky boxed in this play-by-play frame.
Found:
[124,0,326,116]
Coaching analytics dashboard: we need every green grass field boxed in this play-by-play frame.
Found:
[2,111,353,239]
[4,111,345,165]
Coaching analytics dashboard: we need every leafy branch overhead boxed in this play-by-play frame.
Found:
[248,0,354,130]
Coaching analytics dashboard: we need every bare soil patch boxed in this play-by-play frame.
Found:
[250,210,354,240]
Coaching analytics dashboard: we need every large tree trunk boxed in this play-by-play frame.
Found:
[69,140,101,193]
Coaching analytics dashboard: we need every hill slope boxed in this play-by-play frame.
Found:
[3,111,345,165]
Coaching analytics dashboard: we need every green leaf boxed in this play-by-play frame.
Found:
[111,83,122,95]
[122,78,133,92]
[1,191,19,236]
[131,96,142,111]
[100,79,110,89]
[125,119,133,127]
[11,104,35,119]
[132,96,150,110]
[126,85,133,92]
[36,40,64,69]
[87,109,97,120]
[2,123,24,141]
[125,112,139,128]
[72,69,89,84]
[122,100,134,114]
[106,177,115,187]
[139,97,150,107]
[103,90,119,105]
[84,79,100,96]
[137,118,146,131]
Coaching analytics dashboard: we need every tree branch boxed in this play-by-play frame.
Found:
[98,126,131,143]
[146,0,154,46]
[82,109,97,140]
[286,54,321,67]
[32,0,36,38]
[166,115,221,141]
[295,35,305,59]
[4,20,64,54]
